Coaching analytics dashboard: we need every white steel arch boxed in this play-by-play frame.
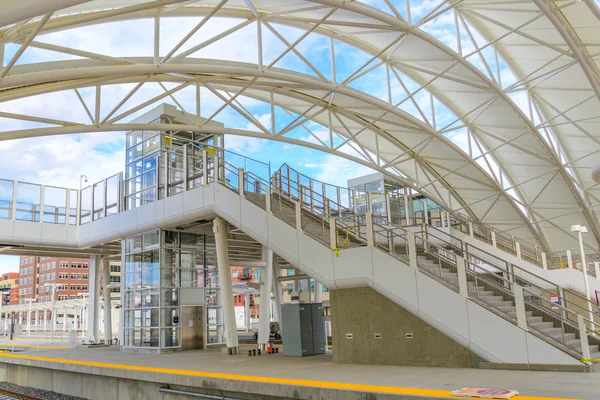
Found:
[0,0,599,254]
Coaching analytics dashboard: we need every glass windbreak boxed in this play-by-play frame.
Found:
[16,182,41,222]
[69,189,78,225]
[106,175,120,216]
[0,179,13,219]
[43,186,67,224]
[80,186,92,224]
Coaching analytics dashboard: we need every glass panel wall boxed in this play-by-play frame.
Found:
[69,189,78,225]
[122,229,222,351]
[16,182,41,222]
[0,179,13,219]
[43,186,67,224]
[125,129,160,210]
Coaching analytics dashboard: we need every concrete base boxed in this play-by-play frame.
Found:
[0,344,597,399]
[0,357,409,400]
[480,362,594,373]
[330,287,482,368]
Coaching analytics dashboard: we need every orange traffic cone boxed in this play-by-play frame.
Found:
[267,341,273,354]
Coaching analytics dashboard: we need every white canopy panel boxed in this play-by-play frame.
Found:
[0,0,598,254]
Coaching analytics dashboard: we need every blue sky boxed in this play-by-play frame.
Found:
[0,1,547,273]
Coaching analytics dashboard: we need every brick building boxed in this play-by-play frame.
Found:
[18,256,90,304]
[0,272,18,305]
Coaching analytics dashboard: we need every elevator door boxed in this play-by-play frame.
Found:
[181,306,204,350]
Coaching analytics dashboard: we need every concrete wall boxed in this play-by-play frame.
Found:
[0,361,404,400]
[330,287,482,368]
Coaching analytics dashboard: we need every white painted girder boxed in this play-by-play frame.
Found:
[0,0,598,253]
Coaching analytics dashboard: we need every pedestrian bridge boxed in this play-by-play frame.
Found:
[1,143,599,367]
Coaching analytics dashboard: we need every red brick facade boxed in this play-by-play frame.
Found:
[18,256,90,304]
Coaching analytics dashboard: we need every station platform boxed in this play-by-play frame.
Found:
[0,339,595,400]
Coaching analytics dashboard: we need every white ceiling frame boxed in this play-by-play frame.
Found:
[0,0,592,250]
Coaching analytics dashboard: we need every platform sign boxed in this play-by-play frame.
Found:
[550,293,560,310]
[452,388,519,399]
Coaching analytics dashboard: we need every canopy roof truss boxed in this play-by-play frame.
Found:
[0,0,599,253]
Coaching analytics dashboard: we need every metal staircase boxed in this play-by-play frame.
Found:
[237,160,600,364]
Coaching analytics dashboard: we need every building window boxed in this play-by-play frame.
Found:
[232,270,238,278]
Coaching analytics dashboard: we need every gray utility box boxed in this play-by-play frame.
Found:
[281,303,325,357]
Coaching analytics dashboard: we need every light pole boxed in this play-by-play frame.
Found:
[78,292,88,338]
[571,225,595,325]
[45,283,58,343]
[79,175,88,191]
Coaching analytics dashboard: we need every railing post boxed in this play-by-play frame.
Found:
[491,231,497,248]
[202,149,208,185]
[238,168,245,197]
[384,193,391,224]
[468,221,474,237]
[265,186,271,213]
[456,256,469,298]
[542,252,548,271]
[163,150,170,197]
[515,242,522,259]
[513,284,528,331]
[39,184,45,223]
[329,217,337,250]
[103,178,108,218]
[118,172,124,211]
[595,262,600,279]
[578,314,592,364]
[183,144,189,191]
[407,231,417,269]
[11,181,17,221]
[403,193,410,226]
[446,212,451,228]
[65,187,70,225]
[295,201,302,232]
[423,201,429,226]
[567,250,573,270]
[352,190,358,216]
[365,212,374,247]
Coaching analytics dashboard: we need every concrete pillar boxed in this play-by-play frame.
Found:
[35,310,40,331]
[513,285,528,331]
[567,250,573,270]
[272,258,283,330]
[86,255,101,343]
[44,310,47,331]
[595,262,600,279]
[102,258,113,344]
[301,279,309,294]
[515,242,522,259]
[258,248,274,350]
[293,269,300,293]
[578,314,591,364]
[244,292,251,333]
[314,281,323,303]
[213,217,239,353]
[542,252,548,271]
[63,308,67,331]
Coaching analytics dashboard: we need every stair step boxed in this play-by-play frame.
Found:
[529,321,554,330]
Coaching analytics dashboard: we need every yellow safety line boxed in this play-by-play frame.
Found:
[0,353,578,400]
[0,344,66,350]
